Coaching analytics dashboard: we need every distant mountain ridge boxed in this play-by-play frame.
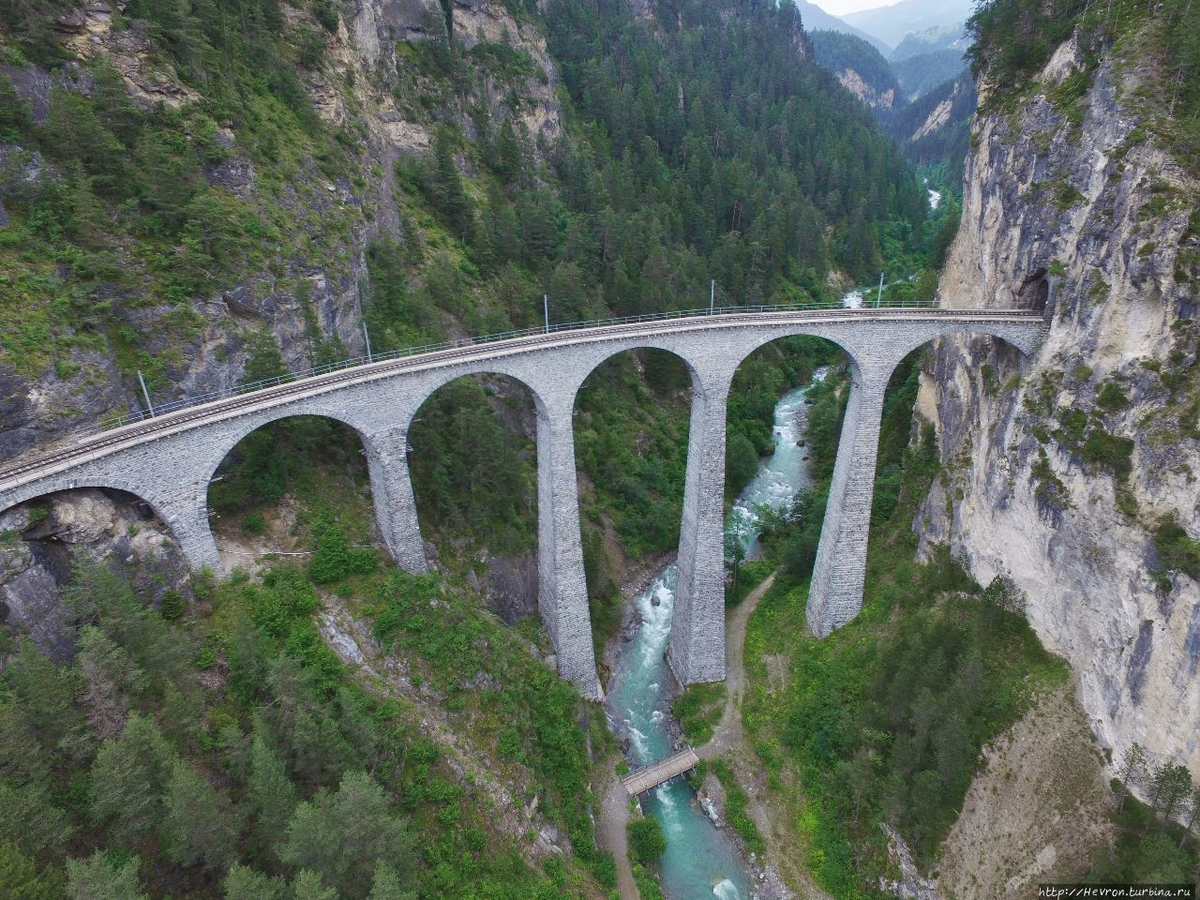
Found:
[791,0,893,53]
[842,0,974,46]
[888,23,970,61]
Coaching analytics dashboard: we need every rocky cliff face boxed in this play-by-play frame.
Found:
[917,37,1200,773]
[0,0,563,459]
[836,68,895,110]
[0,489,192,660]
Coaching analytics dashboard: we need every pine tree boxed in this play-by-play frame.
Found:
[430,129,473,241]
[292,871,339,900]
[224,864,288,900]
[367,862,415,900]
[1150,763,1193,829]
[491,117,524,184]
[66,852,149,900]
[1179,784,1200,849]
[282,771,416,897]
[89,715,176,846]
[248,733,298,851]
[0,781,72,857]
[0,841,64,900]
[1118,742,1148,812]
[162,759,239,870]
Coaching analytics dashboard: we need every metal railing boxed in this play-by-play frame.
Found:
[96,298,974,432]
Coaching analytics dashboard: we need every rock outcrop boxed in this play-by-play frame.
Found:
[917,37,1200,774]
[0,489,191,660]
[836,68,895,110]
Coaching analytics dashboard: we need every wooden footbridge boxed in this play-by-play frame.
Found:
[621,747,701,796]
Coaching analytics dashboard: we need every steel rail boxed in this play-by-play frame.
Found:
[0,305,1043,488]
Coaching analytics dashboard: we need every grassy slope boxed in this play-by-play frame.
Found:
[0,427,618,899]
[738,357,1071,897]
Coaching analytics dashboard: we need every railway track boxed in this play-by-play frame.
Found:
[0,306,1043,487]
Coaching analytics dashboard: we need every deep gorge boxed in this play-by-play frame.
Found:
[0,0,1198,897]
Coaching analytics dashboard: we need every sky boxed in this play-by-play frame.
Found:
[806,0,903,17]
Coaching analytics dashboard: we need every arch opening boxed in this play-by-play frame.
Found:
[407,373,540,623]
[724,335,847,593]
[573,347,697,655]
[206,414,378,573]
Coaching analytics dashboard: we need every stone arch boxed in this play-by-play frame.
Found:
[198,404,383,494]
[403,365,555,434]
[884,323,1039,371]
[574,342,707,404]
[570,344,700,576]
[0,474,221,574]
[399,364,556,557]
[729,328,866,390]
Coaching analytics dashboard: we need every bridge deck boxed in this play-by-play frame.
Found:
[621,747,700,796]
[0,306,1044,493]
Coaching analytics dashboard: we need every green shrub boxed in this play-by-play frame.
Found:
[160,589,184,621]
[243,513,267,536]
[1081,429,1135,478]
[1097,382,1130,411]
[627,817,666,866]
[310,525,352,584]
[1153,517,1200,579]
[672,683,725,744]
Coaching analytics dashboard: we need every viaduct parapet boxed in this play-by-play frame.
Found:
[0,309,1044,699]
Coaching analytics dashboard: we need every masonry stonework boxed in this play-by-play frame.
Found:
[0,312,1043,696]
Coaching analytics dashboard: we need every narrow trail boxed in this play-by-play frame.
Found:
[698,570,833,900]
[598,771,638,899]
[699,570,778,762]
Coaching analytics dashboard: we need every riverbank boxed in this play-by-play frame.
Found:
[693,569,832,900]
[597,379,822,900]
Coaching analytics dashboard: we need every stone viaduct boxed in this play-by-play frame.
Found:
[0,309,1043,699]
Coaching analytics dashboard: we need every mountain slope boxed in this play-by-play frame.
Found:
[920,0,1200,785]
[808,29,901,109]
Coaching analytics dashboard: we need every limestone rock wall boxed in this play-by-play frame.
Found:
[917,39,1200,774]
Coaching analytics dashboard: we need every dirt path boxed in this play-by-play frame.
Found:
[698,570,777,761]
[698,571,832,900]
[597,770,638,899]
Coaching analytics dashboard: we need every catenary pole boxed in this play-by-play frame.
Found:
[137,370,155,418]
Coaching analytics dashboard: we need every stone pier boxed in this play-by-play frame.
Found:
[363,426,428,574]
[670,364,736,685]
[536,391,602,700]
[806,362,889,637]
